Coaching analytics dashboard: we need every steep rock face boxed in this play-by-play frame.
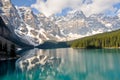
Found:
[55,10,120,40]
[54,10,87,40]
[16,7,64,45]
[0,0,120,46]
[0,0,25,30]
[0,17,33,48]
[0,0,31,46]
[0,0,64,46]
[97,16,120,31]
[17,7,39,29]
[0,17,11,38]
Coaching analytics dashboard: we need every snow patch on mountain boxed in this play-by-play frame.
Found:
[0,0,120,46]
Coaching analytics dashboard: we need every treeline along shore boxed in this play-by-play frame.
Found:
[0,36,19,61]
[69,29,120,49]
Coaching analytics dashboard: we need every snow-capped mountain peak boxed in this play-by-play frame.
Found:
[0,0,120,46]
[0,1,64,46]
[67,10,86,19]
[54,9,120,40]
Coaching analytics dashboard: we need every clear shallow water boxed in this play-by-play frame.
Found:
[0,48,120,80]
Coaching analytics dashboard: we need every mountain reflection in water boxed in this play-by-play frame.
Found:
[16,49,62,80]
[0,48,120,80]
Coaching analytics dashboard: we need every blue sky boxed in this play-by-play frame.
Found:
[11,0,120,8]
[11,0,70,15]
[11,0,120,17]
[11,0,36,7]
[114,3,120,9]
[11,0,39,14]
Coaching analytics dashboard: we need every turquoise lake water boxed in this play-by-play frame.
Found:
[0,48,120,80]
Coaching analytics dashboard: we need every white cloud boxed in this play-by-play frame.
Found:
[31,0,120,17]
[80,0,120,17]
[31,0,82,17]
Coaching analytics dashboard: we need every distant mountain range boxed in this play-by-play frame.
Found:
[0,0,120,46]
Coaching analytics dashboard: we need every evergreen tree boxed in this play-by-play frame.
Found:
[70,29,120,48]
[3,43,8,52]
[10,44,16,57]
[3,43,9,58]
[0,40,2,51]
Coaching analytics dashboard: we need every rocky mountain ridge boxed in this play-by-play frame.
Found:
[0,0,120,46]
